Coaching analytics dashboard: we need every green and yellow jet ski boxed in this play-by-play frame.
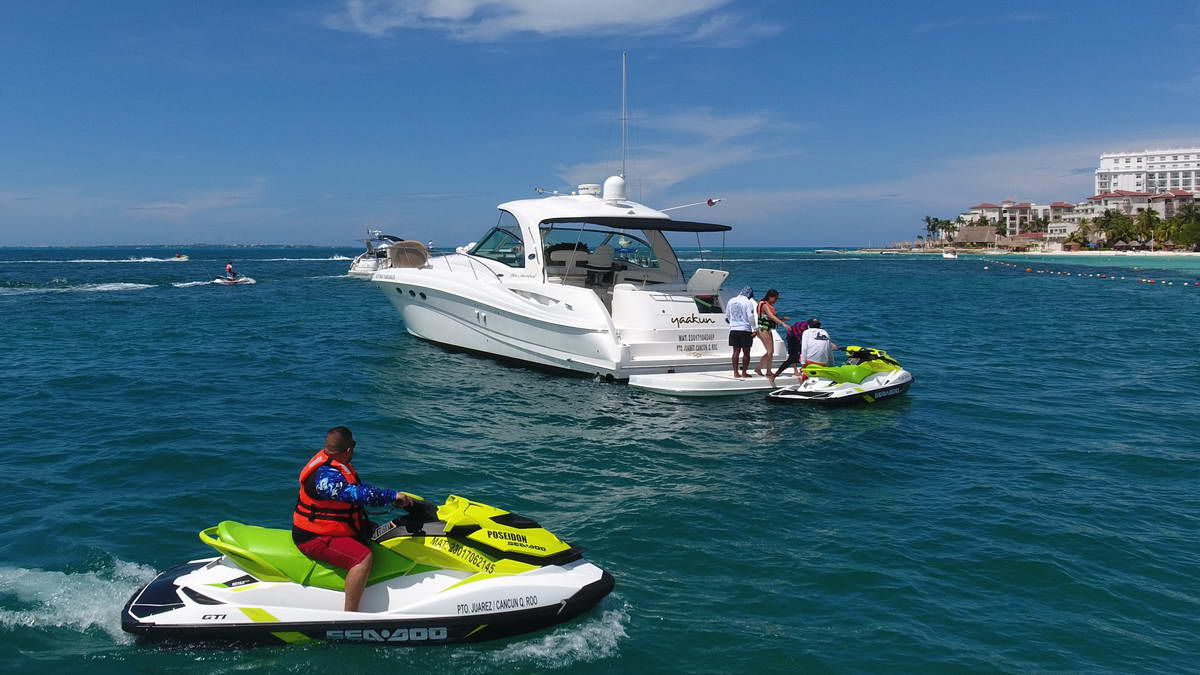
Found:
[767,346,913,405]
[122,495,613,646]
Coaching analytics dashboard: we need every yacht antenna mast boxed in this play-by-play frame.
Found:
[620,51,628,179]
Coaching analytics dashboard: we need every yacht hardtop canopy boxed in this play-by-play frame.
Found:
[540,217,730,233]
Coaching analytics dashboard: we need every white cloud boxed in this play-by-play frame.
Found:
[554,106,798,195]
[912,11,1041,35]
[685,12,784,48]
[323,0,777,45]
[126,178,267,221]
[1161,70,1200,95]
[697,134,1200,226]
[638,107,773,143]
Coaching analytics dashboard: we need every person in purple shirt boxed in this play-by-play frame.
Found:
[770,318,810,385]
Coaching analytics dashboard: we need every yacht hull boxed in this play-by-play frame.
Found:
[373,266,782,379]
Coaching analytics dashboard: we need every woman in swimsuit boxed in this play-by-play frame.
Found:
[755,289,788,377]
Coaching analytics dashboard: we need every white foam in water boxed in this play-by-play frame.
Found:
[171,281,214,287]
[75,283,157,292]
[0,282,157,296]
[0,257,185,264]
[257,256,352,261]
[679,257,865,262]
[464,605,629,669]
[0,560,158,643]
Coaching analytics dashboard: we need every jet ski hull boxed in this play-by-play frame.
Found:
[123,496,615,646]
[122,562,613,646]
[767,372,913,406]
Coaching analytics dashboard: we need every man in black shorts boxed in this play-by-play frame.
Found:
[725,287,757,378]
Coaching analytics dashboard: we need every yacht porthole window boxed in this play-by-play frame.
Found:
[419,292,427,300]
[409,290,416,297]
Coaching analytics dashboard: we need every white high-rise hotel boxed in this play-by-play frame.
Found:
[1095,147,1200,194]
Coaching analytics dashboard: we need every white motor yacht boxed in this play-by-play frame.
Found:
[942,249,959,259]
[349,231,406,278]
[371,176,783,382]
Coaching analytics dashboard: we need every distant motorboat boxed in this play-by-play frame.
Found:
[943,249,959,259]
[349,231,406,278]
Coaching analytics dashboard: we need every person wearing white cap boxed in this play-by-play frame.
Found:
[725,287,757,378]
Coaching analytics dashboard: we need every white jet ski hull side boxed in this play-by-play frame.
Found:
[123,556,613,646]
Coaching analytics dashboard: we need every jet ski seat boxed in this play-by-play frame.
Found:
[800,364,876,384]
[201,521,427,591]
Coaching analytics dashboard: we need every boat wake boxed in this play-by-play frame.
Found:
[257,256,352,262]
[449,603,629,669]
[678,257,865,262]
[0,257,187,264]
[0,282,157,296]
[0,560,157,643]
[170,281,214,288]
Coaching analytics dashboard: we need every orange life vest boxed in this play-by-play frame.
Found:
[293,449,366,536]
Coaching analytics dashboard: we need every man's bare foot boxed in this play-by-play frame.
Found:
[754,369,764,376]
[741,371,751,378]
[767,375,776,386]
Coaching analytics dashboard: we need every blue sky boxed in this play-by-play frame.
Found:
[2,0,1199,247]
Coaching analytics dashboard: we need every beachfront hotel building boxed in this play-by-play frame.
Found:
[1095,148,1200,194]
[949,147,1200,249]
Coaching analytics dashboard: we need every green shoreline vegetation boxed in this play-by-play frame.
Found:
[914,203,1200,251]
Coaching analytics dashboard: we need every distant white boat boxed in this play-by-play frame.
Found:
[814,249,842,254]
[348,231,406,278]
[942,249,959,259]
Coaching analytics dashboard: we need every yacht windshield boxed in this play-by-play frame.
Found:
[471,226,525,268]
[540,227,658,269]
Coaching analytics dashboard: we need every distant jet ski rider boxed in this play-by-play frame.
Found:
[293,426,413,612]
[224,261,238,279]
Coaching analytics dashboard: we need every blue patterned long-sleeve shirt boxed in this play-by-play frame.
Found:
[311,465,398,506]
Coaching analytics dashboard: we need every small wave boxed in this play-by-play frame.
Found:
[0,282,156,296]
[256,256,352,262]
[679,257,864,262]
[0,559,158,642]
[469,605,629,668]
[0,257,185,264]
[171,281,213,288]
[307,274,353,279]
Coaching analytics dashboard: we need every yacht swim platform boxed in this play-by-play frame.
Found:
[628,370,802,397]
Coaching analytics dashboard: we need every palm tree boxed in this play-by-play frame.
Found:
[941,218,959,244]
[922,216,937,246]
[1134,210,1161,246]
[1173,203,1200,248]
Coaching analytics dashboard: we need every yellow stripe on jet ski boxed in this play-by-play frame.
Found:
[271,631,313,644]
[442,572,497,592]
[464,624,488,638]
[240,607,279,622]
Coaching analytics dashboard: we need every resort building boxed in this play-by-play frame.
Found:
[1148,189,1196,219]
[950,147,1199,250]
[961,200,1077,236]
[1095,148,1200,194]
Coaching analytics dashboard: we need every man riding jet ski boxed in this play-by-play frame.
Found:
[766,346,913,405]
[122,428,613,646]
[122,495,613,646]
[213,261,255,285]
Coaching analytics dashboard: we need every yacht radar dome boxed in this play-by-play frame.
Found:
[602,175,626,202]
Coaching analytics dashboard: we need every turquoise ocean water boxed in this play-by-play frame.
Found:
[2,247,1199,673]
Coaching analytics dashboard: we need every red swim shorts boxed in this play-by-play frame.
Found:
[296,535,371,570]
